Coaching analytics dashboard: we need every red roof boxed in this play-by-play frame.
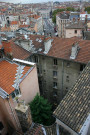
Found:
[11,21,18,25]
[47,37,90,64]
[0,44,2,49]
[2,40,30,60]
[19,24,29,28]
[0,60,31,95]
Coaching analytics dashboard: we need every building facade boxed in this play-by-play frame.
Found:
[56,13,70,38]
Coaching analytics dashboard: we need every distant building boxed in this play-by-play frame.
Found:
[65,20,86,38]
[38,9,51,19]
[28,14,43,33]
[56,12,70,38]
[80,12,90,21]
[10,21,20,32]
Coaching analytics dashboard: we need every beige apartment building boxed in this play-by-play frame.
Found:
[65,21,86,38]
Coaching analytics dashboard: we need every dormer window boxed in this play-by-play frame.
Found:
[11,88,21,99]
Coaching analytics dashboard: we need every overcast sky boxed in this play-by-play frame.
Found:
[0,0,76,4]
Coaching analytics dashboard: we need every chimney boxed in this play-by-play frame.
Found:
[70,42,79,59]
[44,37,52,54]
[78,18,80,23]
[73,18,75,22]
[2,40,13,59]
[15,103,32,133]
[85,15,88,24]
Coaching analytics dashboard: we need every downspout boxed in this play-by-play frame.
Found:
[56,124,60,135]
[7,97,20,129]
[61,61,64,99]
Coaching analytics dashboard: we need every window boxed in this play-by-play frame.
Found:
[67,62,70,67]
[75,30,77,34]
[53,59,58,65]
[66,76,69,82]
[66,75,69,79]
[0,122,4,130]
[53,91,57,97]
[11,92,15,98]
[37,67,39,74]
[43,70,46,74]
[53,82,57,88]
[65,87,68,92]
[11,89,21,99]
[80,64,85,72]
[34,56,38,63]
[53,71,57,77]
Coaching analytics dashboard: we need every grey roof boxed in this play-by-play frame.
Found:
[84,31,90,40]
[66,21,85,29]
[58,13,70,19]
[53,62,90,133]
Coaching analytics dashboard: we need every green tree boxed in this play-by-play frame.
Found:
[29,94,54,126]
[66,7,75,11]
[85,7,90,14]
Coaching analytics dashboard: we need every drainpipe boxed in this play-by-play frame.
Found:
[56,124,60,135]
[61,61,64,99]
[7,97,20,129]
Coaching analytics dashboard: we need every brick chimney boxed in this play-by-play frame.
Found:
[73,17,76,22]
[85,15,88,24]
[2,40,13,59]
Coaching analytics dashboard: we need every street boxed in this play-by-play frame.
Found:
[43,18,55,37]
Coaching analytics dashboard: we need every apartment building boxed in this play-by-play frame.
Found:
[28,14,43,33]
[53,62,90,135]
[65,20,86,38]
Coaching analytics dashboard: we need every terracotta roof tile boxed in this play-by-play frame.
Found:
[47,37,90,64]
[12,41,30,60]
[0,60,32,95]
[2,40,30,60]
[11,21,18,25]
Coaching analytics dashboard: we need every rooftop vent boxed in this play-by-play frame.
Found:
[24,34,28,39]
[38,39,42,42]
[36,38,39,41]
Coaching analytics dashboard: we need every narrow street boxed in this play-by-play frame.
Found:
[44,18,55,37]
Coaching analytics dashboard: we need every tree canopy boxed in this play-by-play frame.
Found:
[85,7,90,14]
[52,7,75,23]
[29,94,54,126]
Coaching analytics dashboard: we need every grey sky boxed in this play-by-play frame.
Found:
[0,0,76,3]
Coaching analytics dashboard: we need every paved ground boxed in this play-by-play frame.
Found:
[44,18,56,37]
